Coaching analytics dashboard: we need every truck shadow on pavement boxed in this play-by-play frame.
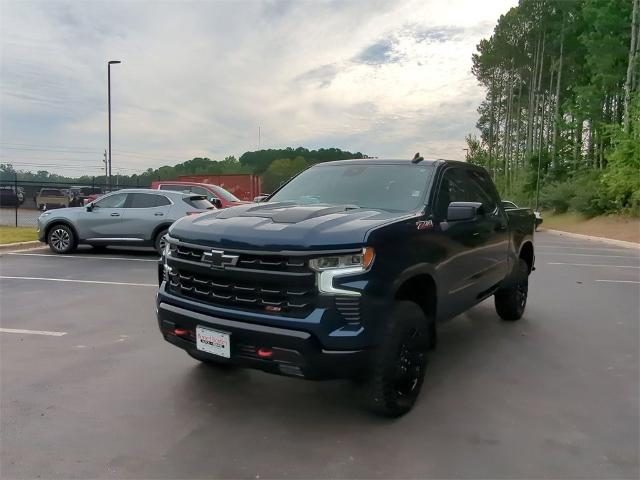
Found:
[141,304,544,478]
[169,301,535,425]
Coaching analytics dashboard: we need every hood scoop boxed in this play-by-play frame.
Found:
[216,202,360,224]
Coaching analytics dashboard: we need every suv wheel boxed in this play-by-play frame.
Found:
[154,229,169,254]
[494,258,529,321]
[363,301,430,417]
[47,224,76,254]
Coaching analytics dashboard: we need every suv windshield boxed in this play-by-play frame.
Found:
[268,163,434,212]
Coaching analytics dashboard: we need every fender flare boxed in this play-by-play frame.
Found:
[44,220,80,242]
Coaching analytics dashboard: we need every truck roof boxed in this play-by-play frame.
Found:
[315,158,473,167]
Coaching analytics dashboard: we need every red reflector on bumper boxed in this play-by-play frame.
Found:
[174,328,189,336]
[257,348,273,358]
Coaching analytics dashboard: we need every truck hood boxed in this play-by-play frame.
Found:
[169,202,411,251]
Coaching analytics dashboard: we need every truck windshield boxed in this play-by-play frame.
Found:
[268,163,434,212]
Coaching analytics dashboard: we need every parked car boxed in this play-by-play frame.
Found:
[35,188,70,210]
[69,186,103,207]
[83,192,106,205]
[0,186,24,206]
[37,189,215,254]
[156,158,535,417]
[174,174,262,202]
[502,200,542,230]
[150,181,249,208]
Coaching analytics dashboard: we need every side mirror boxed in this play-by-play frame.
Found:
[447,201,483,222]
[253,194,269,203]
[210,197,222,208]
[86,204,93,212]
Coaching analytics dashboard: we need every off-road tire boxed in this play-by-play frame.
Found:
[494,258,529,321]
[363,301,430,417]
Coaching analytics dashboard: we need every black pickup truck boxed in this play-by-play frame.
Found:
[157,158,535,416]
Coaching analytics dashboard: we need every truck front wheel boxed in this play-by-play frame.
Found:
[363,301,430,417]
[494,258,529,321]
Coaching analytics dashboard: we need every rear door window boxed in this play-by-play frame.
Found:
[126,193,171,208]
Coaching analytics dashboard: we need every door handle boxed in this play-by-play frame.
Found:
[154,213,164,216]
[496,222,507,231]
[110,212,120,217]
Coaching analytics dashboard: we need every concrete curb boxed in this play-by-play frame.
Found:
[0,241,44,253]
[545,229,640,250]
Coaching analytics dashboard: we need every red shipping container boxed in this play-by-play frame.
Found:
[176,174,262,202]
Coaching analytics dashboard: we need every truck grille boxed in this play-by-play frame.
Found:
[165,239,316,316]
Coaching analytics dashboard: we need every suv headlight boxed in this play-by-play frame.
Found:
[39,211,52,218]
[309,247,375,296]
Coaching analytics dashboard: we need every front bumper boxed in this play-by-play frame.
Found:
[157,300,368,380]
[36,219,46,242]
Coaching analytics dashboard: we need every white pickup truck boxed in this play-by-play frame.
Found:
[36,188,70,211]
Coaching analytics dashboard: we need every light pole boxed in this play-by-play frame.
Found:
[107,60,121,190]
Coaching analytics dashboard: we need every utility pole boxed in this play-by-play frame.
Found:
[107,60,121,190]
[258,126,261,150]
[103,149,108,185]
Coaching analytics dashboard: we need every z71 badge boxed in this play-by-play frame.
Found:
[416,220,434,231]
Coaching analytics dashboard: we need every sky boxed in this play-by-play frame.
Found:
[0,0,516,176]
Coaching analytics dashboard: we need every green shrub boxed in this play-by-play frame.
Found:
[540,181,576,214]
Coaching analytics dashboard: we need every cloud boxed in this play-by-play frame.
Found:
[293,64,339,88]
[412,25,467,43]
[0,0,517,175]
[353,39,403,65]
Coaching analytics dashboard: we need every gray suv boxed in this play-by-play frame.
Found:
[37,189,215,254]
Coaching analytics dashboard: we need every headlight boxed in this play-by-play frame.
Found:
[39,211,52,218]
[310,248,374,296]
[309,248,375,272]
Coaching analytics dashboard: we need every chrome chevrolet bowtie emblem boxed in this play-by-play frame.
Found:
[201,250,239,269]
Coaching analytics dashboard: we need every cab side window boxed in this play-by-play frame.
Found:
[434,168,500,220]
[434,169,469,221]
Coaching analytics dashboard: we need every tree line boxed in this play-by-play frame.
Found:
[0,147,365,192]
[467,0,639,216]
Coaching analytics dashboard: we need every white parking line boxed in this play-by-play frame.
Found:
[537,246,632,252]
[6,253,157,262]
[595,280,640,284]
[539,253,640,259]
[0,276,156,287]
[548,262,640,268]
[0,328,67,336]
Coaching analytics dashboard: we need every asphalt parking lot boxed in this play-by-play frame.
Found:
[1,231,638,479]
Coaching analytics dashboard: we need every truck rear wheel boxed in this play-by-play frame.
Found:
[363,301,429,417]
[494,258,529,321]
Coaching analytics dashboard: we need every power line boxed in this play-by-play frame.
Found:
[0,143,188,163]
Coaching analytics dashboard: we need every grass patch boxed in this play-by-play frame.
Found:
[542,213,640,243]
[0,226,38,244]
